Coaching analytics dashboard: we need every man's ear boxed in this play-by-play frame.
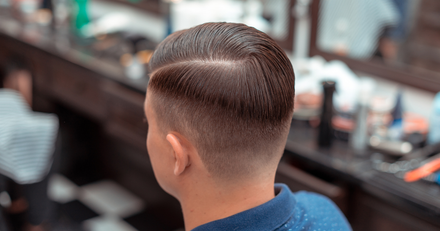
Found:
[166,133,190,176]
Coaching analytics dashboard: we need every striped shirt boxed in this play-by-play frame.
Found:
[0,89,58,184]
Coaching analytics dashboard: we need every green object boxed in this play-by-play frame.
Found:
[72,0,90,36]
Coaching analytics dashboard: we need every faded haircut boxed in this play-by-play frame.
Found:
[148,22,295,179]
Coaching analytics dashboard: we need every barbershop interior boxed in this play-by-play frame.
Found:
[1,0,440,230]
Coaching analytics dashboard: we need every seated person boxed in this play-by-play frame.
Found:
[0,58,59,231]
[144,22,351,231]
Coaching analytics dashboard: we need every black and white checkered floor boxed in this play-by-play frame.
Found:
[1,174,184,231]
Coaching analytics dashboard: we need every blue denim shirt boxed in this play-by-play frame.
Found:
[192,183,352,231]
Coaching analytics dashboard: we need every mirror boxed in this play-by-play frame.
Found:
[260,0,293,48]
[310,0,440,92]
[250,0,297,50]
[317,0,419,61]
[168,0,296,51]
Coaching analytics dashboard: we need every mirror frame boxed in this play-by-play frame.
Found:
[271,0,297,52]
[309,0,440,93]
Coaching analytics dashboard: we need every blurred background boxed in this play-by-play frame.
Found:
[1,0,440,230]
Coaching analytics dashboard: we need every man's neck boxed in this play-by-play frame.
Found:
[179,178,275,231]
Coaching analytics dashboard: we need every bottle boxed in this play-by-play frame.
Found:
[318,81,336,148]
[72,0,89,36]
[428,92,440,144]
[351,98,369,154]
[388,91,404,141]
[350,78,375,154]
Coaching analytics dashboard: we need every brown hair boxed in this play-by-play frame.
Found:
[0,56,29,88]
[148,22,295,179]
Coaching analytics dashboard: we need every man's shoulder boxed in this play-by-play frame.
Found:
[192,185,352,231]
[293,190,336,208]
[282,190,352,231]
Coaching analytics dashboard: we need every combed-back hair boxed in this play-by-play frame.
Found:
[148,22,295,179]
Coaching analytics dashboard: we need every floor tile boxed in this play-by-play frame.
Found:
[83,215,137,231]
[79,180,145,218]
[51,214,85,231]
[60,200,100,223]
[0,191,11,208]
[48,174,79,204]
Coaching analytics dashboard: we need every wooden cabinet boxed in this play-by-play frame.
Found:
[350,190,440,231]
[31,51,52,93]
[103,82,147,151]
[50,59,106,120]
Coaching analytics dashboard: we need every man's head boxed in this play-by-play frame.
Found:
[0,57,32,105]
[144,23,295,197]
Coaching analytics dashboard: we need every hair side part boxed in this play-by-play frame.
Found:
[148,22,295,180]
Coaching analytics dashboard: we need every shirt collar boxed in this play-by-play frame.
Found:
[192,183,296,231]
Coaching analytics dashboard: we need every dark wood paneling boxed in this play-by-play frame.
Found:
[103,81,147,151]
[50,58,106,120]
[351,190,440,231]
[273,0,296,52]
